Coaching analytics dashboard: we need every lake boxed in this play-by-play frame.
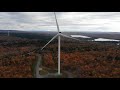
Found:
[71,35,120,42]
[94,38,120,41]
[71,35,91,38]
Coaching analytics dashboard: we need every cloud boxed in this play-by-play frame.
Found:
[0,12,120,32]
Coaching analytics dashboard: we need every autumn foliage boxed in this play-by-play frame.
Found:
[42,41,120,78]
[0,36,37,78]
[0,35,120,78]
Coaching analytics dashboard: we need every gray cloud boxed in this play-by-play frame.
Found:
[0,12,120,32]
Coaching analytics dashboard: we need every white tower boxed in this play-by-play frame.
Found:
[8,30,10,36]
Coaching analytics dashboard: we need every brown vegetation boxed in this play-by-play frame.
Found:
[42,41,120,78]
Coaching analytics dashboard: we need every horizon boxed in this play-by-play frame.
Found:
[1,29,120,33]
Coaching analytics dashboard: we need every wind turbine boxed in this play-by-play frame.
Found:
[41,12,80,75]
[8,30,10,36]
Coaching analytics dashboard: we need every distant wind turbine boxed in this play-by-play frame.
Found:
[41,12,80,75]
[8,30,10,36]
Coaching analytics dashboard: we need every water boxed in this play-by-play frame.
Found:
[71,35,91,38]
[94,38,120,41]
[71,35,120,41]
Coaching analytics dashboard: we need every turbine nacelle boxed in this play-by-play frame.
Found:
[41,33,80,51]
[58,32,61,36]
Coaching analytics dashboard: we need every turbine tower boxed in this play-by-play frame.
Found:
[41,12,80,75]
[8,30,10,36]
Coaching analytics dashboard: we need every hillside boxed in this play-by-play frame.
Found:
[0,31,120,78]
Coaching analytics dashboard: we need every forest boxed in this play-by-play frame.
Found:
[0,35,40,78]
[42,40,120,78]
[0,31,120,78]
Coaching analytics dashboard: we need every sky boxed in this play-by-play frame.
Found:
[0,12,120,32]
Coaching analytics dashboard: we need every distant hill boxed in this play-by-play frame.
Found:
[62,31,120,40]
[0,30,56,40]
[0,30,120,40]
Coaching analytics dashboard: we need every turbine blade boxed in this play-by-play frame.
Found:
[41,34,58,50]
[60,33,80,41]
[54,12,60,33]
